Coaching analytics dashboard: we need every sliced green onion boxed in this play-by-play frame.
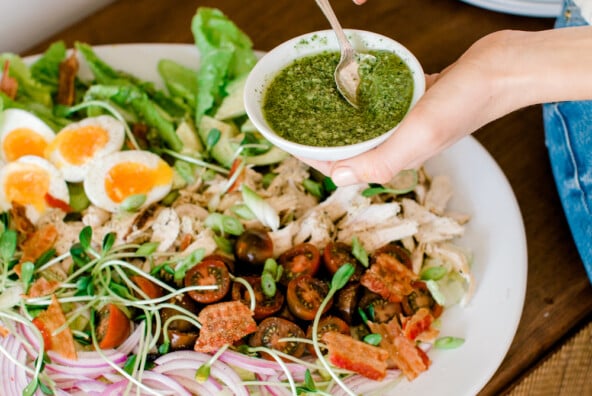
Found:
[205,213,244,236]
[120,194,147,212]
[230,203,256,220]
[420,266,448,281]
[363,333,382,345]
[261,272,276,298]
[303,179,323,198]
[434,336,465,349]
[241,185,279,231]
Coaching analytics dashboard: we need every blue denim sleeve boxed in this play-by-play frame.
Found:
[542,0,592,283]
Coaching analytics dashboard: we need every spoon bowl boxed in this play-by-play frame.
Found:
[315,0,368,108]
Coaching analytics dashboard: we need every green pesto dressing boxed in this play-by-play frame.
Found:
[262,50,414,147]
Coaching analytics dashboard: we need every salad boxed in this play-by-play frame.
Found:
[0,7,473,396]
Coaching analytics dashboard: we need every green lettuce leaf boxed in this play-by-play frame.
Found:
[0,53,53,107]
[191,7,257,122]
[30,41,67,93]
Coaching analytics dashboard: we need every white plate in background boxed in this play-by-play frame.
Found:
[461,0,562,17]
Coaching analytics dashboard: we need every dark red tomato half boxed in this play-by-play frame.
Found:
[286,274,332,321]
[96,303,131,349]
[249,317,305,360]
[322,241,364,282]
[306,315,350,356]
[184,258,230,304]
[278,243,320,286]
[371,243,413,269]
[401,281,442,318]
[359,291,402,324]
[234,229,274,267]
[231,276,285,320]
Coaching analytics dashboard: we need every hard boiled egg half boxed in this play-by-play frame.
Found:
[0,155,70,223]
[45,115,125,182]
[0,109,55,163]
[84,150,174,213]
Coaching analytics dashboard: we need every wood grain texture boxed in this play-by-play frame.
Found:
[24,1,592,395]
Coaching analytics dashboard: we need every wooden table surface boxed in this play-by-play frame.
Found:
[25,0,592,395]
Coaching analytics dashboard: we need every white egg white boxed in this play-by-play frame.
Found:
[0,155,70,223]
[46,115,126,182]
[0,109,55,162]
[84,150,174,213]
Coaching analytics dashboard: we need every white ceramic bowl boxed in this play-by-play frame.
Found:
[244,29,425,161]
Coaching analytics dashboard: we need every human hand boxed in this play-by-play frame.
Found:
[302,30,537,186]
[353,0,367,4]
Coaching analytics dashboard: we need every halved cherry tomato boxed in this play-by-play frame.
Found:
[279,243,320,286]
[184,258,230,304]
[167,329,199,351]
[371,242,413,269]
[249,317,305,360]
[130,275,164,300]
[401,281,440,317]
[359,291,403,323]
[160,293,200,332]
[234,229,274,268]
[96,303,131,349]
[334,282,362,324]
[306,315,350,356]
[232,276,284,320]
[323,242,354,274]
[286,274,331,321]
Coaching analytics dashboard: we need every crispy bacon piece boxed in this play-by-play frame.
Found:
[56,50,79,106]
[321,331,389,380]
[194,301,257,353]
[401,307,436,341]
[9,202,36,238]
[32,295,77,360]
[368,318,430,381]
[0,60,18,99]
[19,223,58,265]
[27,277,60,298]
[361,253,418,302]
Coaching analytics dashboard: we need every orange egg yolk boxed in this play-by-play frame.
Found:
[3,128,50,162]
[105,160,173,203]
[5,163,49,213]
[48,125,109,165]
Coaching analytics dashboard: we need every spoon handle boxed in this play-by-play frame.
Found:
[315,0,355,57]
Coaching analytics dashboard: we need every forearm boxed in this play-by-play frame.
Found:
[494,26,592,110]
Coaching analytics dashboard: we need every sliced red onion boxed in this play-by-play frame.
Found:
[256,373,293,396]
[218,349,307,377]
[72,379,109,393]
[141,370,192,396]
[154,354,249,396]
[330,369,402,396]
[46,362,119,378]
[117,322,144,355]
[99,379,128,396]
[1,335,23,396]
[168,373,219,396]
[161,368,221,393]
[48,350,127,367]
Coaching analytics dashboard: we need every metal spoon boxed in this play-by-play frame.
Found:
[315,0,369,108]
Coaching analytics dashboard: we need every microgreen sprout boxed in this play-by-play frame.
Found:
[206,127,222,152]
[312,263,355,396]
[195,344,229,383]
